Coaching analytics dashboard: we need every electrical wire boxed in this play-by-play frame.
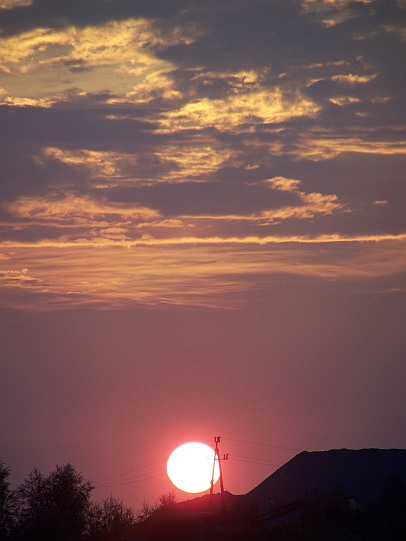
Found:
[92,436,301,491]
[95,472,166,489]
[94,460,166,484]
[223,437,302,452]
[229,454,284,465]
[229,457,280,466]
[95,468,166,489]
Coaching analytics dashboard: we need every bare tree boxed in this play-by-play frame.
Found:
[135,491,176,522]
[89,495,136,540]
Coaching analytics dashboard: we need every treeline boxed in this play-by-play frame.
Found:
[0,459,174,541]
[2,458,406,541]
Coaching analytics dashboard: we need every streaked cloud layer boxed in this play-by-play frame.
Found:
[1,0,405,309]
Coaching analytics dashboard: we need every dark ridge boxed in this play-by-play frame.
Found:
[244,448,406,513]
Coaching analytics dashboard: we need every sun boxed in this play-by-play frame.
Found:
[167,442,220,493]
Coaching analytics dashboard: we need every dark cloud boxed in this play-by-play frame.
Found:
[0,103,162,199]
[271,153,406,204]
[0,0,188,36]
[106,180,302,217]
[0,104,157,150]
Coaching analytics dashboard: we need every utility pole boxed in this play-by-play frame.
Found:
[210,437,228,512]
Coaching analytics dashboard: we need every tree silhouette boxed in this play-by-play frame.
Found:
[0,459,15,541]
[135,491,176,522]
[89,495,137,540]
[16,464,93,541]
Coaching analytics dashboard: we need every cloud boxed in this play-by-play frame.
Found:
[0,0,32,8]
[158,86,319,132]
[331,73,378,84]
[0,0,405,310]
[40,144,236,186]
[0,18,186,105]
[0,0,188,37]
[1,233,405,310]
[373,199,388,205]
[2,191,159,233]
[301,0,375,27]
[0,266,46,288]
[0,172,345,249]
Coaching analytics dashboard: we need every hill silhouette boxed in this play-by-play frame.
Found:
[244,448,406,514]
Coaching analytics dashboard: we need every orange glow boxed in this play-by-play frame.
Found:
[167,442,220,493]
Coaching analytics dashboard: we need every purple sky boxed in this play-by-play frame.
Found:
[1,0,406,512]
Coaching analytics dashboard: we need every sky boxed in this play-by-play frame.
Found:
[1,0,406,511]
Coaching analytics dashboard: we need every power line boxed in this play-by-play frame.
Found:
[223,437,302,452]
[229,457,280,466]
[94,472,167,489]
[92,436,300,492]
[94,460,166,484]
[96,469,162,487]
[229,454,284,465]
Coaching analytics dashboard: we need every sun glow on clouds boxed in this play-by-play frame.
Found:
[4,193,158,234]
[1,235,405,310]
[2,161,403,309]
[301,0,374,26]
[2,176,342,240]
[0,0,32,8]
[41,145,235,185]
[0,18,185,103]
[0,0,405,312]
[281,131,406,161]
[41,148,139,183]
[158,87,319,132]
[154,145,235,182]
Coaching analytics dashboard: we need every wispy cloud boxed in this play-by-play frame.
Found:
[1,233,405,309]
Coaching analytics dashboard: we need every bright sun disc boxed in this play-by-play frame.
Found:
[167,442,220,493]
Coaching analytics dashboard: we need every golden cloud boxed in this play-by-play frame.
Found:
[158,86,319,132]
[1,233,405,310]
[41,147,138,182]
[259,177,343,222]
[328,96,361,106]
[301,0,374,27]
[136,219,185,229]
[1,174,345,243]
[154,144,235,182]
[265,177,301,192]
[0,267,45,288]
[0,0,32,8]
[273,128,406,161]
[40,144,235,185]
[0,18,185,103]
[4,192,158,226]
[331,73,377,84]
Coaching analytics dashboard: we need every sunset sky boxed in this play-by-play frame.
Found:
[1,0,406,511]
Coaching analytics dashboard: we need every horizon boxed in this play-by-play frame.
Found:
[4,442,406,510]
